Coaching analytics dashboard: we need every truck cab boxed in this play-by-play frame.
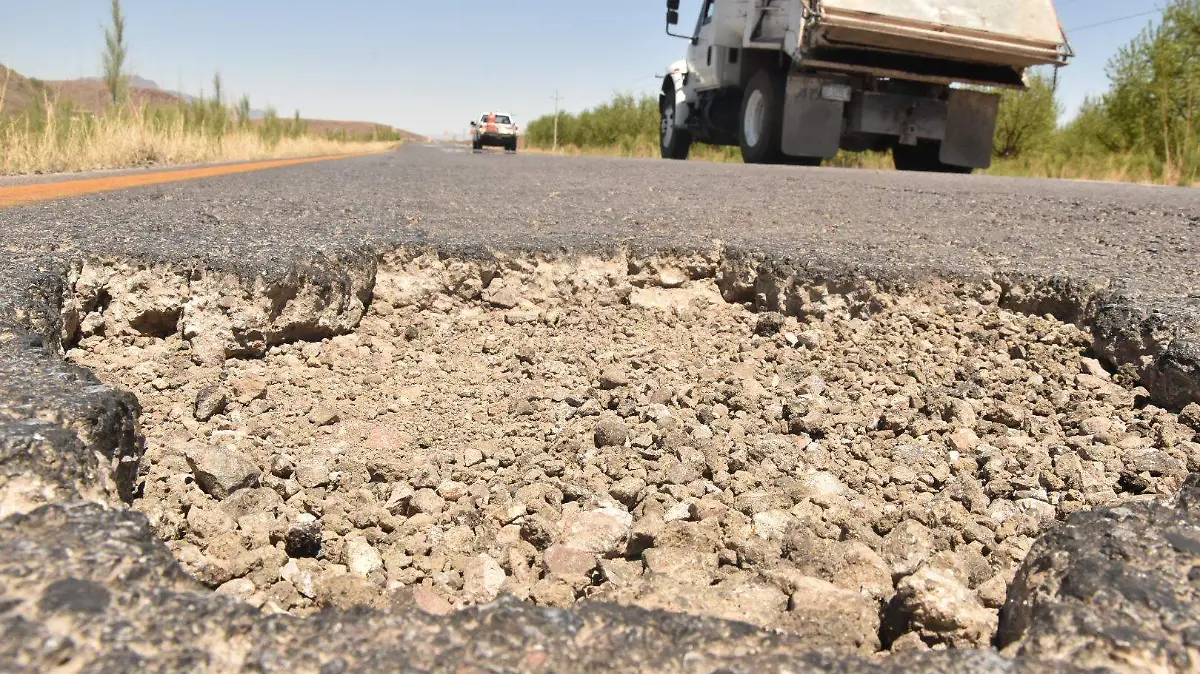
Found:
[660,0,1071,172]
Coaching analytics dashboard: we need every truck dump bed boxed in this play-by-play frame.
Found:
[798,0,1069,86]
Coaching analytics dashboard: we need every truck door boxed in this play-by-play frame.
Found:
[686,0,720,90]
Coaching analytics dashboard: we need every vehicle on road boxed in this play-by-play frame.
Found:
[471,112,519,153]
[659,0,1072,173]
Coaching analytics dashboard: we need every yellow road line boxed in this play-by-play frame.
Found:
[0,153,370,208]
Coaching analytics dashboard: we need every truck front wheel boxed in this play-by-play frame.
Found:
[740,70,786,165]
[660,83,692,160]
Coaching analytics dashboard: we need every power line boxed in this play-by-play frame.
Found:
[1067,8,1162,33]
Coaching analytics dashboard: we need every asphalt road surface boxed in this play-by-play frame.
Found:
[1,146,1198,672]
[4,146,1196,311]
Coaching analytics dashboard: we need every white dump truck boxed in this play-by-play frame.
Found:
[660,0,1071,171]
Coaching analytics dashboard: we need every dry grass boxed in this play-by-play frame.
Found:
[826,151,892,170]
[527,141,742,163]
[0,101,397,176]
[0,68,10,120]
[983,154,1196,186]
[527,141,1196,186]
[835,149,1195,185]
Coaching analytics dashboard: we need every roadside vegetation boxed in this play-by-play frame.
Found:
[526,0,1199,186]
[524,94,742,162]
[0,0,401,176]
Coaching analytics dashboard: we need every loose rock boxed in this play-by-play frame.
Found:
[599,367,630,390]
[186,445,260,499]
[896,554,997,647]
[285,522,323,559]
[194,386,228,421]
[464,553,506,603]
[755,312,786,336]
[344,537,383,576]
[561,507,633,556]
[593,416,630,448]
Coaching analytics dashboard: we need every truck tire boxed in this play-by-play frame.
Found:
[739,70,786,165]
[660,82,692,160]
[893,142,973,174]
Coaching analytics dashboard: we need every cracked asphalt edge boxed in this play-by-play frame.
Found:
[0,225,1197,671]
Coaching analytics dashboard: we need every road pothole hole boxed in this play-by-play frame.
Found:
[63,250,1198,655]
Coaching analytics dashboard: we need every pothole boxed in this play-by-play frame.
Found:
[63,250,1198,656]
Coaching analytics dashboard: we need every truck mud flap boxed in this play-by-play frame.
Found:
[782,76,844,159]
[941,89,1000,169]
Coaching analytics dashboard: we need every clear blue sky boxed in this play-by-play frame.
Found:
[0,0,1164,138]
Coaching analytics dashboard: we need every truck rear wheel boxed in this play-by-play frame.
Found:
[660,82,692,160]
[740,70,786,165]
[893,142,973,174]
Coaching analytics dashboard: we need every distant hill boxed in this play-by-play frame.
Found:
[79,74,162,90]
[0,63,424,140]
[45,77,183,115]
[78,74,207,106]
[1,63,179,116]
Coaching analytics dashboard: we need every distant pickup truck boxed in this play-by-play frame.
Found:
[470,112,519,153]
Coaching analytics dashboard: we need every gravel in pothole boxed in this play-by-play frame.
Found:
[65,256,1200,655]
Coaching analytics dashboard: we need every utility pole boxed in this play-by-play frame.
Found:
[551,90,562,152]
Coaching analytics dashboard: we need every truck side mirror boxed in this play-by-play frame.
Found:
[665,0,688,38]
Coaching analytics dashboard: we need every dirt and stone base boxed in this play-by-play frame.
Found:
[56,250,1200,658]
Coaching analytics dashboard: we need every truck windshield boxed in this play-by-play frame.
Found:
[494,116,511,124]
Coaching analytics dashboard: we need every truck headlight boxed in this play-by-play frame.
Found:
[821,83,852,102]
